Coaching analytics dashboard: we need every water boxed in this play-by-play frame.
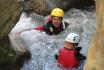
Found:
[10,8,96,70]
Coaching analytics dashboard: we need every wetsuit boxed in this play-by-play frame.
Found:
[35,20,68,35]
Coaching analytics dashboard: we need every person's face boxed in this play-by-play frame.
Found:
[52,17,62,27]
[64,41,77,50]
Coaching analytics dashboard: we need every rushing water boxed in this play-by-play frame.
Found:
[10,8,96,70]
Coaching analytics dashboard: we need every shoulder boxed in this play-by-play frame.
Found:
[64,22,69,26]
[61,21,69,30]
[64,22,69,28]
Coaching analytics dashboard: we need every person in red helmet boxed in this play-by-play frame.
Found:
[34,8,69,35]
[55,33,86,68]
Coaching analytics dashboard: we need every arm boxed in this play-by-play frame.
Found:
[55,50,60,60]
[15,28,34,37]
[35,25,53,35]
[15,26,45,37]
[75,47,86,60]
[55,54,59,60]
[34,25,45,31]
[64,22,69,29]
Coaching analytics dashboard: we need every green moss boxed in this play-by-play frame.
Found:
[0,36,16,63]
[0,0,21,39]
[0,47,16,63]
[0,0,21,63]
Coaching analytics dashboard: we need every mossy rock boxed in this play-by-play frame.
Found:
[0,0,21,39]
[0,0,21,67]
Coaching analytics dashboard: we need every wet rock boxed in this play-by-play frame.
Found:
[0,0,21,63]
[0,0,31,70]
[20,0,95,16]
[84,0,104,70]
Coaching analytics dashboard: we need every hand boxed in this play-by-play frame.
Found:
[55,54,59,60]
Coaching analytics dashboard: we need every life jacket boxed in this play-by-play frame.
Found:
[58,47,80,68]
[44,20,66,35]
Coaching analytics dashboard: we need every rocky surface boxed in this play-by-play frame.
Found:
[0,0,95,70]
[84,0,104,70]
[19,0,95,15]
[0,0,30,70]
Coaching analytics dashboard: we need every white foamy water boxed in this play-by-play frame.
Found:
[10,8,96,70]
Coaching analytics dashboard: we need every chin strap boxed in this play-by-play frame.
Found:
[62,22,65,30]
[49,27,54,32]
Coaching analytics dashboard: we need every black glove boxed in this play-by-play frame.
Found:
[75,47,86,60]
[75,47,82,52]
[55,54,59,60]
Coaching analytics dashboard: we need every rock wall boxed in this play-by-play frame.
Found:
[0,0,22,70]
[84,0,104,70]
[19,0,95,16]
[0,0,21,60]
[0,0,21,39]
[0,0,95,70]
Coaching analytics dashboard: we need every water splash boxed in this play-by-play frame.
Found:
[10,8,96,70]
